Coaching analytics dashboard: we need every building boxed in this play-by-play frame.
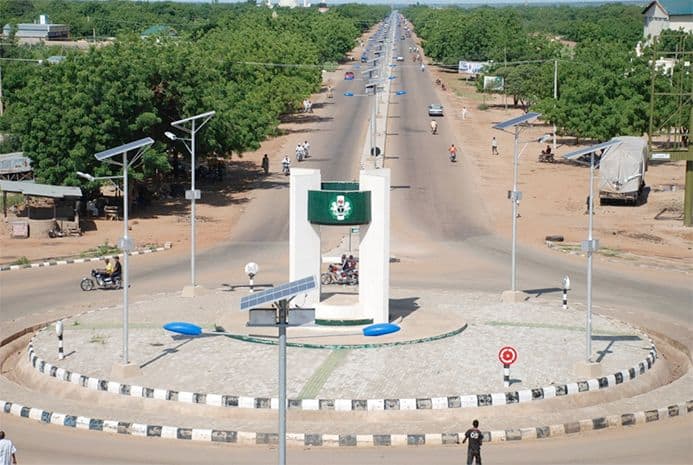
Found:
[12,15,69,40]
[642,1,693,42]
[277,0,297,8]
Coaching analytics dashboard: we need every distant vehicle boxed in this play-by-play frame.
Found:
[428,103,444,117]
[344,71,355,80]
[599,136,648,206]
[360,54,368,63]
[396,56,404,62]
[400,36,405,40]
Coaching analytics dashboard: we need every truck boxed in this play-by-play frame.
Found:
[599,136,648,206]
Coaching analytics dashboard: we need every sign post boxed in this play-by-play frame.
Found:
[498,346,518,388]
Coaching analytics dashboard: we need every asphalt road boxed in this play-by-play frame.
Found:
[4,412,691,465]
[1,18,691,465]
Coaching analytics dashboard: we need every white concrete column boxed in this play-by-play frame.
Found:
[289,168,321,307]
[359,168,391,323]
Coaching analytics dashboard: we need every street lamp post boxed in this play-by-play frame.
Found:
[92,137,154,377]
[563,140,620,365]
[492,113,544,301]
[165,111,215,297]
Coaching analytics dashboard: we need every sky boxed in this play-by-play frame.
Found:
[144,0,643,4]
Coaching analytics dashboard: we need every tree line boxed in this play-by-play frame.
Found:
[0,1,388,186]
[403,4,691,143]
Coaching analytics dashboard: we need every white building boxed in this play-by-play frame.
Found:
[277,0,298,8]
[642,1,693,43]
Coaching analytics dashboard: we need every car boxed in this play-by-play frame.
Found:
[396,56,404,62]
[344,71,355,80]
[428,103,444,116]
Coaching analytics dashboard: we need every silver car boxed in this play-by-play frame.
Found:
[428,104,444,117]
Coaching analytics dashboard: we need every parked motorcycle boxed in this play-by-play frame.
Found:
[320,264,358,286]
[80,269,122,291]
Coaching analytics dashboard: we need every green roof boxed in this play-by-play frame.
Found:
[660,0,693,16]
[141,25,176,37]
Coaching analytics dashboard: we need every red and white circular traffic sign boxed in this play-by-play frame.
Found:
[498,346,518,366]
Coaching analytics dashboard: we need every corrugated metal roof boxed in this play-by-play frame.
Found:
[661,0,693,15]
[0,180,82,199]
[0,152,32,174]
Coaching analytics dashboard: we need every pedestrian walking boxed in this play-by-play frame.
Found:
[462,420,483,465]
[0,431,17,465]
[261,154,269,175]
[491,137,499,155]
[461,106,468,120]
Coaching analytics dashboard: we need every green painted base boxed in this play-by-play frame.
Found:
[315,318,373,326]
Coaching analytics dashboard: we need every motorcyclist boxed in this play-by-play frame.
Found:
[109,256,122,283]
[430,120,438,135]
[448,144,458,161]
[295,144,304,161]
[303,140,310,159]
[420,63,425,72]
[282,155,291,175]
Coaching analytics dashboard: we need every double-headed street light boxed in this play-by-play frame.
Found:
[91,137,154,378]
[165,110,216,297]
[563,140,621,363]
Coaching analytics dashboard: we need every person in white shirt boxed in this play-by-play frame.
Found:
[0,431,17,465]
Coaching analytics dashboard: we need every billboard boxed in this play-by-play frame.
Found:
[458,60,489,75]
[483,76,505,91]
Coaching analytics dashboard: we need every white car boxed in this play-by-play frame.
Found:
[428,104,444,117]
[396,56,404,62]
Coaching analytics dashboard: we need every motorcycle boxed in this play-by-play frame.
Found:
[538,150,555,163]
[320,264,358,286]
[282,161,291,176]
[449,151,457,163]
[80,269,122,291]
[430,122,438,135]
[296,148,305,162]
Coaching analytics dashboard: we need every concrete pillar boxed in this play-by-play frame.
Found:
[359,168,391,323]
[289,168,321,307]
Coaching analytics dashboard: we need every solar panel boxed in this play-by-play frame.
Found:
[563,140,621,161]
[492,112,541,130]
[171,110,216,128]
[240,276,316,311]
[95,137,154,161]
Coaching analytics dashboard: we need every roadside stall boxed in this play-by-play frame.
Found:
[0,180,82,238]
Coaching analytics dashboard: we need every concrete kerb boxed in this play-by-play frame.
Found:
[1,398,690,447]
[26,326,658,412]
[0,242,172,272]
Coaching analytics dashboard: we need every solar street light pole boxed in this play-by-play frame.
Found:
[94,138,153,374]
[276,299,288,465]
[585,151,596,361]
[511,125,520,292]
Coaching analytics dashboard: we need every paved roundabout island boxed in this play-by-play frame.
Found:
[4,285,684,448]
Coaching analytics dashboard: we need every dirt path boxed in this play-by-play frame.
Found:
[2,23,691,273]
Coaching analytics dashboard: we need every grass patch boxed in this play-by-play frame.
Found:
[11,256,30,266]
[80,240,120,258]
[89,333,109,344]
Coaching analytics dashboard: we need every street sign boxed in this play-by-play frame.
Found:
[185,189,201,200]
[498,346,518,365]
[651,153,671,160]
[351,226,360,234]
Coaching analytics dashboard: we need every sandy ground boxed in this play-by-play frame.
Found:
[1,26,691,272]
